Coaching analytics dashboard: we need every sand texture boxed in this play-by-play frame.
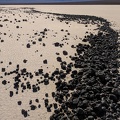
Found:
[0,5,120,120]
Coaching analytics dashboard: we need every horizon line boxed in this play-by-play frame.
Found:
[0,0,120,5]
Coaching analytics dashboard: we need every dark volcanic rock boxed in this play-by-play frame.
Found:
[63,50,68,56]
[50,14,120,120]
[26,43,31,48]
[43,59,48,64]
[21,109,28,117]
[18,101,22,105]
[30,105,37,110]
[10,91,13,97]
[56,57,62,62]
[2,80,7,85]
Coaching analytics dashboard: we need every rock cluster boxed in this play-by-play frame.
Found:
[50,14,120,120]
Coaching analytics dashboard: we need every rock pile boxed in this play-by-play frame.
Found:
[50,14,120,120]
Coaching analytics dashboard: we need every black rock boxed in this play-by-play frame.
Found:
[32,86,38,92]
[35,99,39,103]
[54,42,60,47]
[18,101,22,105]
[44,79,49,85]
[0,24,3,27]
[63,50,68,56]
[45,93,48,97]
[47,105,52,112]
[26,43,30,48]
[38,38,42,42]
[109,94,118,102]
[53,103,58,109]
[52,92,55,98]
[10,91,13,97]
[94,104,106,117]
[1,68,5,72]
[21,109,28,117]
[2,80,7,85]
[56,57,62,62]
[43,59,48,64]
[30,105,37,110]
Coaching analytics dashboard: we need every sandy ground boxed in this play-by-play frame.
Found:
[6,5,120,27]
[0,5,120,120]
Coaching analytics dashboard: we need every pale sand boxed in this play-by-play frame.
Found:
[0,5,120,120]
